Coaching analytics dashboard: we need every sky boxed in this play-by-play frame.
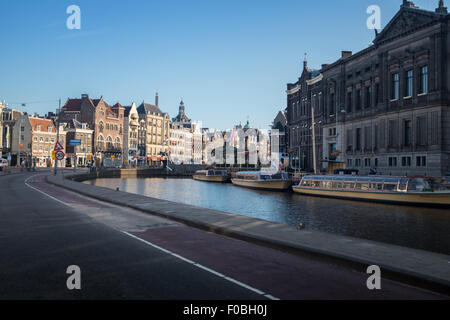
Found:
[0,0,441,130]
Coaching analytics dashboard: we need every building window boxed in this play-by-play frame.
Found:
[346,129,353,151]
[21,126,24,132]
[388,157,397,167]
[375,82,380,105]
[401,156,411,167]
[329,93,335,115]
[21,135,24,141]
[419,65,428,94]
[356,128,361,151]
[405,70,413,97]
[356,89,362,111]
[365,86,371,108]
[374,158,379,167]
[347,159,353,167]
[404,120,411,147]
[416,116,427,146]
[97,135,104,150]
[388,120,398,148]
[416,156,427,167]
[355,159,361,167]
[374,125,379,150]
[391,73,399,100]
[106,136,113,149]
[346,91,352,112]
[364,126,371,151]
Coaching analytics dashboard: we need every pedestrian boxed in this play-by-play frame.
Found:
[20,159,25,172]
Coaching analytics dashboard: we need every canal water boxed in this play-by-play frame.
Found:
[83,178,450,255]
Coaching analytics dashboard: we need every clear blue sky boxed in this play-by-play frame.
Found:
[0,0,440,129]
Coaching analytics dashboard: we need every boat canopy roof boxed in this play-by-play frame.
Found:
[302,175,409,184]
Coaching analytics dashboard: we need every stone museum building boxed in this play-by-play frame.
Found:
[287,1,450,176]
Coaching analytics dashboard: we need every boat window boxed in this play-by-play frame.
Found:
[343,182,354,189]
[355,183,362,190]
[313,181,321,188]
[398,178,408,191]
[383,183,396,191]
[361,183,370,191]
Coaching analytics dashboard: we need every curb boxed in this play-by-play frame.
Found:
[45,172,450,296]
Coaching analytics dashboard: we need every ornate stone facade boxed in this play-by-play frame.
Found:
[286,1,450,176]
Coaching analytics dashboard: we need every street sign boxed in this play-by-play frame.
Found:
[69,139,81,146]
[54,141,64,151]
[55,150,65,160]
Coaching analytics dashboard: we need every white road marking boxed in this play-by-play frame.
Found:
[264,294,280,300]
[25,174,72,208]
[24,174,281,300]
[122,231,279,300]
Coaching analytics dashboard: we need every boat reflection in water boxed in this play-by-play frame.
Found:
[293,175,450,206]
[231,171,292,191]
[193,169,230,183]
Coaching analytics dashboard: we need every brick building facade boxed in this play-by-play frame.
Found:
[286,1,450,176]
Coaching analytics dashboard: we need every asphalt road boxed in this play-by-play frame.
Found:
[0,171,447,299]
[0,171,263,299]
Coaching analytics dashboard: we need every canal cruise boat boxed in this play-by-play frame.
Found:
[193,169,230,182]
[231,171,292,191]
[293,175,450,206]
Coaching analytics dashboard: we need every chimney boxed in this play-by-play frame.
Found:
[155,92,159,106]
[436,0,448,14]
[81,93,89,99]
[402,0,417,8]
[341,51,352,59]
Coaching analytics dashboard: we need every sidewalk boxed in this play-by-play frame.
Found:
[0,167,21,176]
[46,172,450,294]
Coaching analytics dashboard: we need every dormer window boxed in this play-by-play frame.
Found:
[48,126,52,132]
[36,125,41,131]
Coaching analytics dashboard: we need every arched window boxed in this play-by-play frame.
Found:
[106,136,113,149]
[99,121,104,132]
[97,134,104,150]
[115,137,121,149]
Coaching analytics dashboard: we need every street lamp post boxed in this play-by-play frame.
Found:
[54,98,61,175]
